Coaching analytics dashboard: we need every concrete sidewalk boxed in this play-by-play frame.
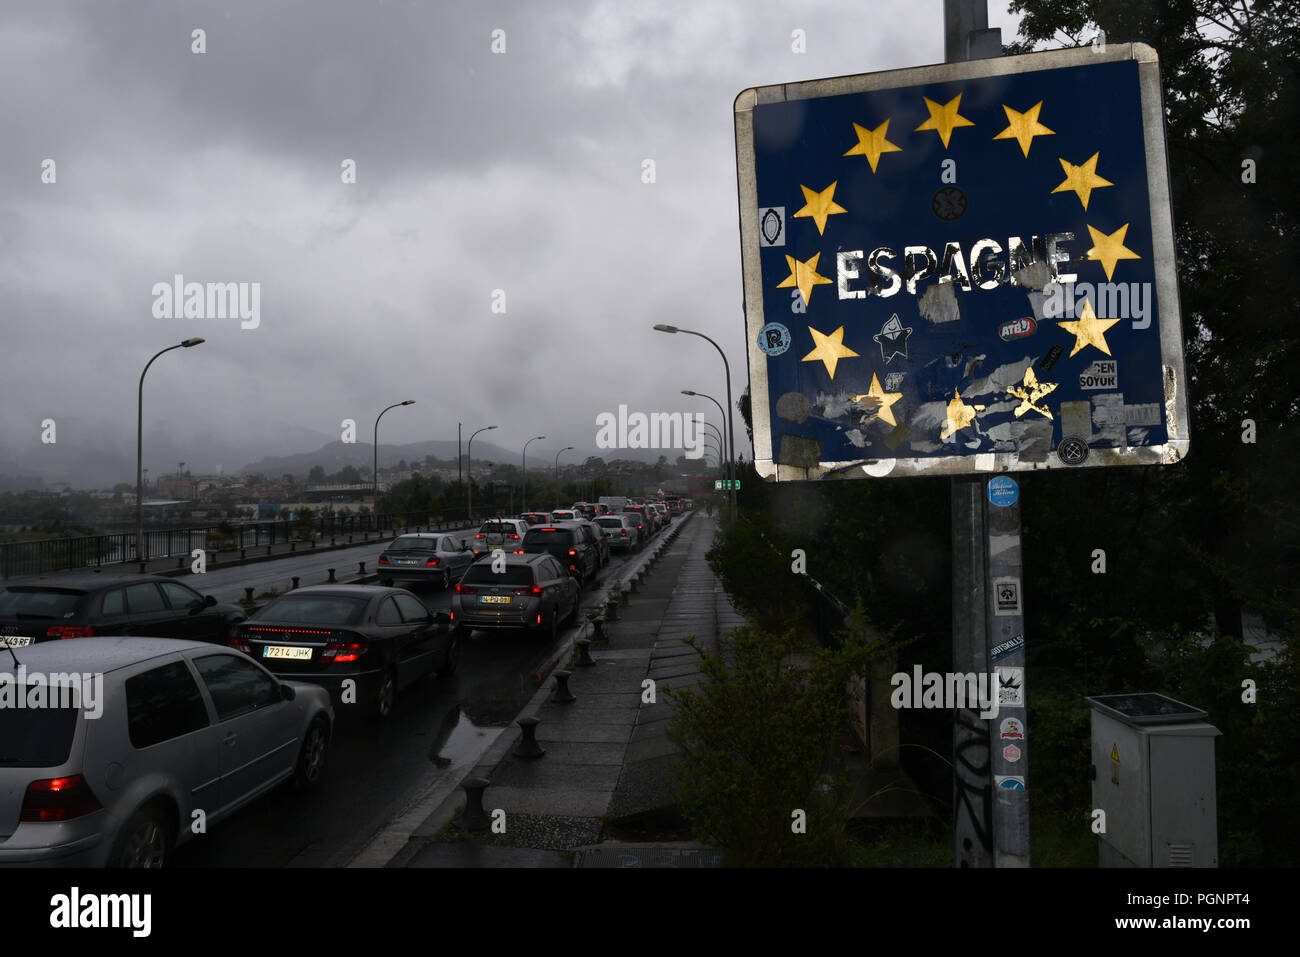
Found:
[389,510,740,868]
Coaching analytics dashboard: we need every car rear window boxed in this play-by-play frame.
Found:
[478,522,517,533]
[0,702,79,767]
[253,595,366,625]
[0,588,85,619]
[523,528,576,545]
[388,537,435,551]
[596,517,624,528]
[463,565,535,586]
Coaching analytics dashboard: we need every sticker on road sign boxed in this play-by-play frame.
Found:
[994,577,1022,616]
[991,633,1024,661]
[758,322,792,356]
[758,206,785,247]
[995,775,1026,791]
[1079,359,1118,390]
[996,666,1024,707]
[1110,743,1119,763]
[987,475,1019,507]
[1003,744,1022,763]
[735,43,1190,481]
[1000,717,1025,739]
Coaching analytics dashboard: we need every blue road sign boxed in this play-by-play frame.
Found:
[735,44,1189,481]
[987,475,1018,507]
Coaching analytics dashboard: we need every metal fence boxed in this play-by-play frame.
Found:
[0,512,481,579]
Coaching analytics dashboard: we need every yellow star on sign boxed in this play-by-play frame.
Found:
[850,373,904,427]
[777,251,833,307]
[914,94,974,149]
[1052,153,1113,211]
[801,325,859,380]
[993,101,1055,157]
[1084,223,1141,280]
[843,119,902,173]
[793,181,847,235]
[1007,366,1058,420]
[940,387,985,440]
[1058,299,1121,357]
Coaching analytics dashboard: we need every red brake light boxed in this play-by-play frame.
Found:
[21,775,102,822]
[475,534,485,539]
[513,585,544,597]
[378,555,389,564]
[45,625,94,639]
[426,558,440,566]
[508,534,520,540]
[456,583,478,595]
[568,549,577,556]
[620,530,627,537]
[322,640,366,663]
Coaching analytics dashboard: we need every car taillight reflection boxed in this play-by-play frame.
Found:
[512,585,544,597]
[378,555,389,564]
[456,583,478,595]
[322,641,366,663]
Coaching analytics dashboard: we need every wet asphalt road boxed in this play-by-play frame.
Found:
[171,542,647,867]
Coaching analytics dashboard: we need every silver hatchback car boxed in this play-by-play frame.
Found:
[0,637,333,867]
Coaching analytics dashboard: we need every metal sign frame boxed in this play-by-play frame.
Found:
[735,43,1189,481]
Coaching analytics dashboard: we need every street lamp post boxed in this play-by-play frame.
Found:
[137,338,204,571]
[554,446,574,509]
[681,389,733,507]
[522,435,545,512]
[373,400,415,526]
[467,425,498,522]
[654,324,737,520]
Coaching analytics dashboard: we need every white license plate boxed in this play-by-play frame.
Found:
[1,636,32,647]
[480,595,511,605]
[262,645,314,660]
[398,559,418,565]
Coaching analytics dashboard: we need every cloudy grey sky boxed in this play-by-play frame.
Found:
[0,0,1022,487]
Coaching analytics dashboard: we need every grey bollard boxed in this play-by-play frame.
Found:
[266,545,272,555]
[551,670,577,704]
[575,638,595,667]
[514,716,546,758]
[290,542,296,552]
[359,561,366,575]
[589,615,607,642]
[240,548,247,560]
[628,575,639,594]
[456,777,492,831]
[177,556,185,569]
[328,568,336,582]
[243,587,254,603]
[291,577,300,590]
[331,538,337,546]
[604,597,619,621]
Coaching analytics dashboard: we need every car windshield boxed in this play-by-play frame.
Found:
[463,565,534,586]
[387,537,436,551]
[0,588,84,619]
[254,595,367,625]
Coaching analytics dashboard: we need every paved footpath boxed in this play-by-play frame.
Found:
[387,511,743,868]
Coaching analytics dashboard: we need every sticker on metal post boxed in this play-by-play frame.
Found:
[987,475,1019,507]
[1000,717,1025,739]
[995,775,1026,791]
[994,577,1022,616]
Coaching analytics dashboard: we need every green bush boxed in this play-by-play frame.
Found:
[665,621,885,866]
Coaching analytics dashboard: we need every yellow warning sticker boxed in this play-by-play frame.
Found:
[1110,744,1119,763]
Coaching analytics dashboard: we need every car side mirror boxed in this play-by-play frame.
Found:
[204,594,217,607]
[281,683,296,701]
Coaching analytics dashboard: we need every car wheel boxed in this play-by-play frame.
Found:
[293,716,330,791]
[440,630,462,676]
[108,804,173,868]
[372,668,398,720]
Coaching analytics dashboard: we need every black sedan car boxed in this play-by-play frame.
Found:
[0,573,245,646]
[230,585,457,720]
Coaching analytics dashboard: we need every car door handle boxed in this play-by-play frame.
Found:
[223,733,238,747]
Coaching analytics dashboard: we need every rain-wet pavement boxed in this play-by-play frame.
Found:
[386,511,738,868]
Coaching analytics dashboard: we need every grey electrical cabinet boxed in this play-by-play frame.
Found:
[1085,693,1220,867]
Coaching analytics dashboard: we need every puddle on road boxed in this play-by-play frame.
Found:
[428,705,502,770]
